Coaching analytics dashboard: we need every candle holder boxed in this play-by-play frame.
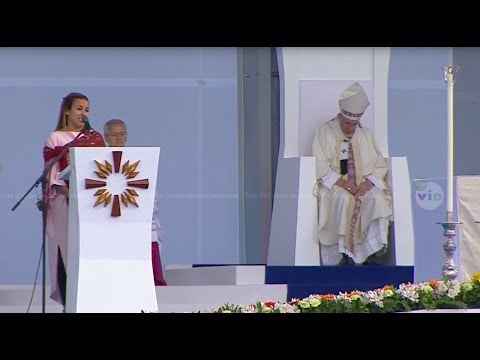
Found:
[438,64,461,281]
[436,220,462,281]
[442,65,459,83]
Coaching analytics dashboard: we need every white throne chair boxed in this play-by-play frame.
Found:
[267,47,414,266]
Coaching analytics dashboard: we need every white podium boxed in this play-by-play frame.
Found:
[65,147,160,313]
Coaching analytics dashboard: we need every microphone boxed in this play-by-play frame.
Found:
[82,116,94,133]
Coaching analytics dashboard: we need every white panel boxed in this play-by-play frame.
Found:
[66,147,159,313]
[456,176,480,281]
[267,157,320,266]
[267,159,300,265]
[373,48,391,157]
[388,157,415,265]
[294,157,320,265]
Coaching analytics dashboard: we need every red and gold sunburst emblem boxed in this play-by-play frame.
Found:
[85,151,149,217]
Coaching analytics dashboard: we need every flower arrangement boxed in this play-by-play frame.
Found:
[211,273,480,313]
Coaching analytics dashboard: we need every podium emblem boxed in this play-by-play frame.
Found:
[85,150,149,217]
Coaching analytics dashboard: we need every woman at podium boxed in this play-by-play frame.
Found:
[43,92,105,308]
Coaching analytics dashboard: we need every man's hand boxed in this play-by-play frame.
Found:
[355,180,373,198]
[335,178,357,195]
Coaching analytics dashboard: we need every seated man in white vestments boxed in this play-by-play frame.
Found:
[312,82,392,266]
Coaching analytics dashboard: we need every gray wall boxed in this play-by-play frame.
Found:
[0,47,239,284]
[388,47,451,180]
[453,48,480,176]
[388,47,477,180]
[388,47,480,279]
[239,48,275,264]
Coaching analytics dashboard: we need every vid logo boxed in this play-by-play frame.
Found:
[414,181,443,211]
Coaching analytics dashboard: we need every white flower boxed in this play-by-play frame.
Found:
[447,281,461,298]
[363,291,384,308]
[398,283,420,303]
[274,303,301,313]
[239,304,259,313]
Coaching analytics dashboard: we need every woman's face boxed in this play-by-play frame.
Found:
[66,98,89,131]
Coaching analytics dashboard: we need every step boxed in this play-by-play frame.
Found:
[156,303,232,313]
[0,304,64,313]
[0,284,57,306]
[155,284,287,304]
[165,265,265,285]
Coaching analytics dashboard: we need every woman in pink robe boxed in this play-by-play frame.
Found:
[43,92,105,307]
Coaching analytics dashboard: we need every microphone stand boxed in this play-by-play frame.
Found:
[11,126,89,313]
